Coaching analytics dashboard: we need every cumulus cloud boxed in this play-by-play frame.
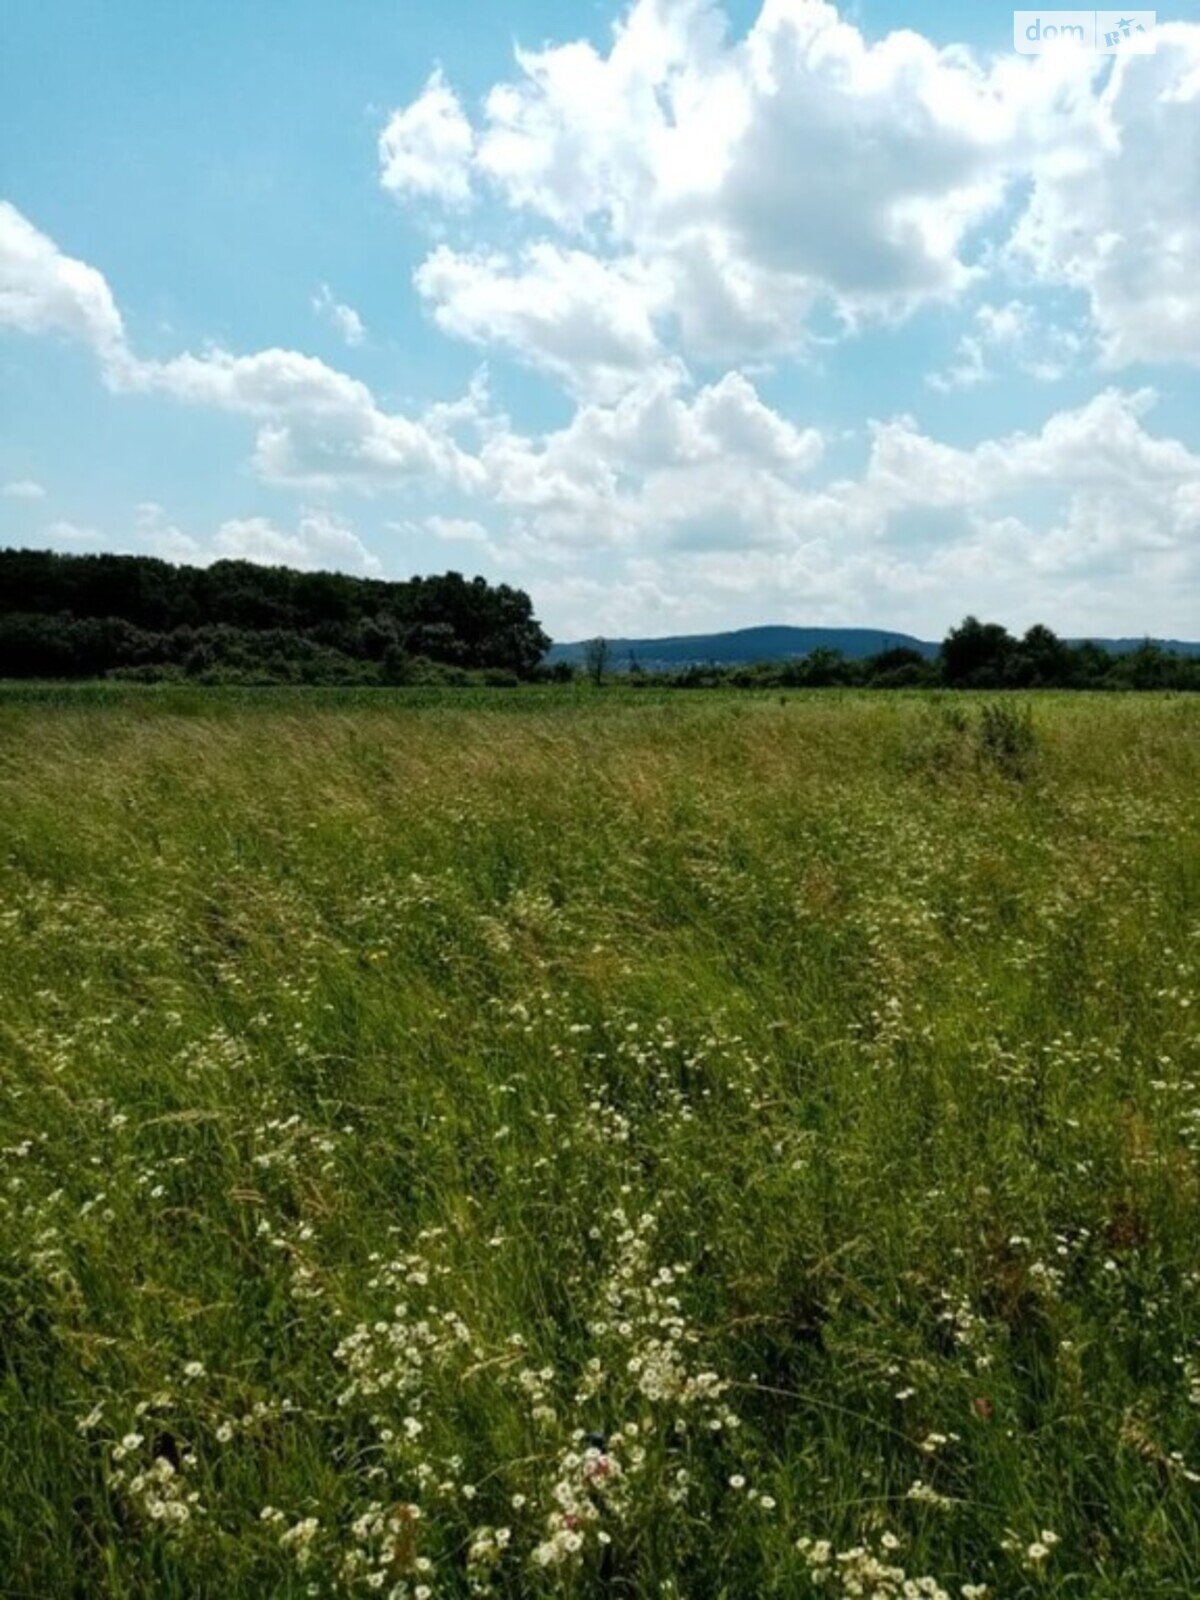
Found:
[379,68,475,205]
[130,501,381,574]
[23,502,384,577]
[5,0,1200,652]
[860,388,1199,519]
[486,383,1199,638]
[121,347,482,492]
[478,366,825,550]
[1012,23,1200,366]
[505,0,1031,339]
[0,200,128,362]
[5,196,1196,592]
[415,243,670,399]
[212,509,381,573]
[383,2,1200,382]
[3,478,46,499]
[312,284,366,346]
[0,201,482,495]
[386,0,1104,365]
[432,373,1194,635]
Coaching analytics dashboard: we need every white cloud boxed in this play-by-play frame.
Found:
[531,567,709,638]
[496,385,1199,638]
[402,0,1099,364]
[379,68,475,205]
[0,200,127,361]
[5,56,1199,645]
[861,388,1198,516]
[24,5,1200,403]
[140,354,461,490]
[478,366,825,552]
[453,379,1195,635]
[121,347,482,492]
[0,201,484,495]
[415,243,670,399]
[213,509,381,574]
[927,301,1032,392]
[312,284,366,346]
[126,501,382,574]
[3,478,46,499]
[384,4,1200,382]
[18,503,384,579]
[975,302,1035,347]
[1012,24,1200,367]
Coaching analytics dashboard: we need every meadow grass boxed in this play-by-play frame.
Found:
[1,687,1197,1598]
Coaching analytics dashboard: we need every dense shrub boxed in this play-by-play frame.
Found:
[976,701,1039,778]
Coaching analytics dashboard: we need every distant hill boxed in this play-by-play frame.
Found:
[547,626,939,669]
[1074,637,1200,657]
[547,625,1200,670]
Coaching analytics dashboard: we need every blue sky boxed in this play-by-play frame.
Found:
[2,0,1198,640]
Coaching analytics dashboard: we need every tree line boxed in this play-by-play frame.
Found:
[0,551,550,683]
[582,617,1200,691]
[0,551,1194,689]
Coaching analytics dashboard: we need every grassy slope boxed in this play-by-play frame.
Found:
[0,688,1197,1598]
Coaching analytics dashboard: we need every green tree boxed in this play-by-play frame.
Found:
[940,616,1016,687]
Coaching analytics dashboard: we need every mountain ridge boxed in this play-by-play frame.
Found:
[547,625,1200,669]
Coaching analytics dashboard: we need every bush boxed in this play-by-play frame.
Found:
[106,663,186,684]
[901,701,972,777]
[976,701,1038,779]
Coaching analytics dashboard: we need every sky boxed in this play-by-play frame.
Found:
[2,0,1199,642]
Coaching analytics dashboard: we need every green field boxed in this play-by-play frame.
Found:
[2,688,1198,1598]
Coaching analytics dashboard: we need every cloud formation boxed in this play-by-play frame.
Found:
[0,200,127,362]
[378,69,475,205]
[3,2,1200,638]
[0,205,481,493]
[415,244,670,399]
[107,502,382,575]
[387,1,1200,375]
[1010,23,1200,367]
[389,0,1106,366]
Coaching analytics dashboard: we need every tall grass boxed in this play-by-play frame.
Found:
[1,689,1197,1597]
